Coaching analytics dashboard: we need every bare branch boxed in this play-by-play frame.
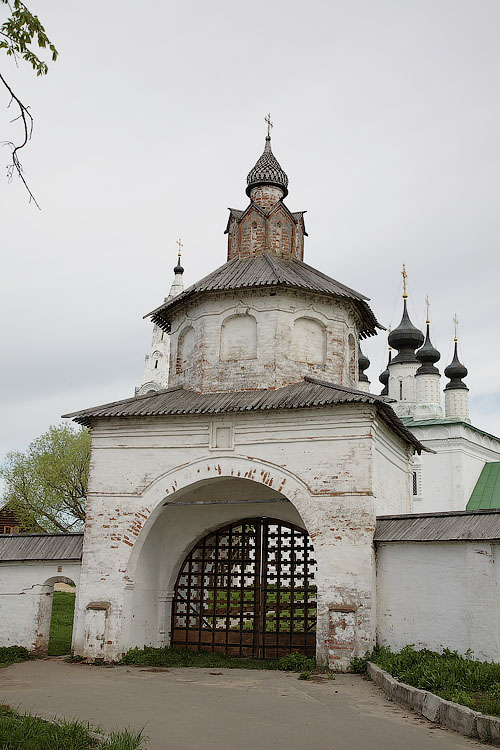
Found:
[0,70,40,208]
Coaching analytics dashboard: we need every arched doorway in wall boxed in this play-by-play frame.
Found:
[171,517,317,659]
[37,576,77,656]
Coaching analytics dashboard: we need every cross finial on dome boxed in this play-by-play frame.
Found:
[425,294,431,324]
[174,238,184,276]
[265,112,273,138]
[402,263,408,299]
[453,313,459,342]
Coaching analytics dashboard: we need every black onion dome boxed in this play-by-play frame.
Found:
[379,350,391,396]
[246,136,289,197]
[388,300,424,363]
[174,260,184,275]
[358,345,370,382]
[416,323,440,376]
[444,342,468,390]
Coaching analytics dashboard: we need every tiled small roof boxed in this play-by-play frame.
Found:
[0,533,83,561]
[147,254,382,339]
[246,136,289,197]
[63,377,424,452]
[375,509,500,542]
[467,463,500,511]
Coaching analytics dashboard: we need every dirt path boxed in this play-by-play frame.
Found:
[0,659,481,750]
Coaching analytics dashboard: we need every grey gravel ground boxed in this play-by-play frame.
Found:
[0,659,482,750]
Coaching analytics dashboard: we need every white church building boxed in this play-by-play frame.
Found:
[1,131,500,669]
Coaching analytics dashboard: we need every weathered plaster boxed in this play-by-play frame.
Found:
[376,541,500,661]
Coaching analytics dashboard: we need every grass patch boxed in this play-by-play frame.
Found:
[121,646,315,673]
[0,704,146,749]
[370,645,500,717]
[0,646,34,668]
[48,592,75,656]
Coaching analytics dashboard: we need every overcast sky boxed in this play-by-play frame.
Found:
[1,0,499,470]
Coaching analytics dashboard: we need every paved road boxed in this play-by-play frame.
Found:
[0,659,480,750]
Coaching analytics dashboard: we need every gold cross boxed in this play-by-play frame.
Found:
[401,263,408,299]
[265,113,273,138]
[453,313,459,342]
[176,238,183,259]
[425,294,430,324]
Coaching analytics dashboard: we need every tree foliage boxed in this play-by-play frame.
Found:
[1,424,91,532]
[1,0,57,74]
[1,0,58,207]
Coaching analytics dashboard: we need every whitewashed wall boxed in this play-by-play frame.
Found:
[0,560,81,653]
[167,288,362,393]
[376,541,500,661]
[72,404,412,667]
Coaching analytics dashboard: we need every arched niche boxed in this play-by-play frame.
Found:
[176,326,195,372]
[293,317,326,364]
[152,350,162,370]
[220,314,257,361]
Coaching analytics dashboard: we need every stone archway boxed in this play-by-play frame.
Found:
[120,457,317,657]
[126,455,316,576]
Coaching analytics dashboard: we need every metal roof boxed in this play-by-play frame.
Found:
[0,533,83,562]
[146,254,382,339]
[63,377,424,452]
[401,417,500,445]
[375,509,500,542]
[467,463,500,511]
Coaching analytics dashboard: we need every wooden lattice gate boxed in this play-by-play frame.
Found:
[171,518,317,658]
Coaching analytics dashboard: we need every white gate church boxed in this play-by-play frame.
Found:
[61,130,422,670]
[3,129,500,669]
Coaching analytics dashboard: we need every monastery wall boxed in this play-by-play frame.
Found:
[376,541,500,661]
[0,560,81,653]
[167,289,362,393]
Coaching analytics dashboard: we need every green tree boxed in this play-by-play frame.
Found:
[1,424,91,532]
[1,0,58,207]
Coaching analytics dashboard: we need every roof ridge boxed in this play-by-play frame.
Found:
[263,253,285,282]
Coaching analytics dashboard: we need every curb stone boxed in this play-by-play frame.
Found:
[367,661,499,744]
[439,699,480,737]
[477,715,500,744]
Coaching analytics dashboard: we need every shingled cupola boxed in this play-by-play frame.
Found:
[225,118,307,262]
[246,134,289,200]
